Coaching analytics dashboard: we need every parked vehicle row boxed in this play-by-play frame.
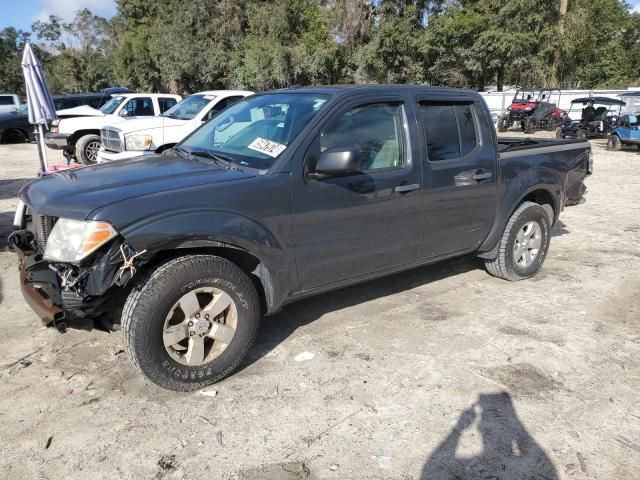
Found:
[11,85,592,391]
[45,93,181,164]
[0,93,115,144]
[97,90,252,163]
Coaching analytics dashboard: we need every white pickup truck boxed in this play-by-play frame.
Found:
[45,93,181,164]
[0,94,20,113]
[97,90,253,163]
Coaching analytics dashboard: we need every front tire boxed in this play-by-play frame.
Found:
[75,134,101,165]
[121,255,260,391]
[484,202,551,281]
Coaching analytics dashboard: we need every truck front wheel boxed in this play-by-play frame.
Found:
[607,135,622,151]
[75,134,101,165]
[121,255,260,391]
[484,202,551,281]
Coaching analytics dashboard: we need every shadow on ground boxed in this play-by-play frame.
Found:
[421,392,558,479]
[241,256,483,369]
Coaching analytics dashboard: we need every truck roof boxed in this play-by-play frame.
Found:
[194,90,255,97]
[273,84,478,96]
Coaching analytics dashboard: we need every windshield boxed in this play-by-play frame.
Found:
[513,90,537,104]
[16,103,28,114]
[100,96,125,114]
[180,93,329,170]
[163,94,214,120]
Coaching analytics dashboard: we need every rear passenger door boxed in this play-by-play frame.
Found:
[418,98,498,259]
[121,97,154,117]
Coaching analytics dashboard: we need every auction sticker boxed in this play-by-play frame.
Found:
[248,137,287,157]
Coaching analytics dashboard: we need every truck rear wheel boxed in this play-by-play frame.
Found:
[121,255,260,391]
[484,201,550,281]
[75,134,101,165]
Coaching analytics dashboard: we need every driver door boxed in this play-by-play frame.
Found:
[291,98,423,290]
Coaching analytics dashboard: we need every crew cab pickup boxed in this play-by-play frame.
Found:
[0,94,21,113]
[96,90,253,163]
[45,93,181,165]
[11,86,591,391]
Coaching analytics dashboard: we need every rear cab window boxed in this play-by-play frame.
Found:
[419,101,479,161]
[159,97,178,113]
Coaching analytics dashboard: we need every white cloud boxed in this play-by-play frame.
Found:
[34,0,116,23]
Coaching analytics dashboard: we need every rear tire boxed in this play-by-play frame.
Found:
[607,135,622,151]
[75,134,101,165]
[1,128,28,144]
[484,202,551,281]
[121,255,260,391]
[523,117,535,134]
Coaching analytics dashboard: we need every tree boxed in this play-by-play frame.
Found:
[0,27,31,95]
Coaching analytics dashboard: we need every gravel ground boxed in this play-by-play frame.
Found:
[0,136,638,480]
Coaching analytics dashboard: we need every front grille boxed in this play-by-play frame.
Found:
[25,207,57,251]
[101,127,123,153]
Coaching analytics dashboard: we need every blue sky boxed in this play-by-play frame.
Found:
[1,0,639,33]
[0,0,117,32]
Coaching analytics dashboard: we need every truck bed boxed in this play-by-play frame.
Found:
[497,136,588,153]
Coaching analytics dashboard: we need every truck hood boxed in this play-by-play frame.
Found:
[57,105,105,117]
[59,114,126,133]
[114,116,190,134]
[20,154,256,219]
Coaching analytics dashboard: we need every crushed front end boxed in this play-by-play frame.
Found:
[10,204,145,332]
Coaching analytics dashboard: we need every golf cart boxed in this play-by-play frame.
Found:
[497,88,565,134]
[608,114,640,151]
[556,97,625,139]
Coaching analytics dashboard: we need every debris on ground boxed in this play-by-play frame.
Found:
[157,454,177,471]
[329,463,339,471]
[215,431,223,447]
[294,351,315,362]
[44,435,53,449]
[377,455,393,469]
[198,388,217,397]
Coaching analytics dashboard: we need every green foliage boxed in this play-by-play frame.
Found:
[1,0,638,96]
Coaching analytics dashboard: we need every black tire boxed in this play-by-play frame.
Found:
[75,134,101,165]
[607,135,622,151]
[121,255,260,391]
[497,117,509,132]
[1,128,28,144]
[545,116,559,131]
[484,201,551,281]
[523,117,535,134]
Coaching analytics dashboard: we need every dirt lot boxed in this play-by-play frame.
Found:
[0,136,638,480]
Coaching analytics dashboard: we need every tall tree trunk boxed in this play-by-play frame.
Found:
[497,65,505,92]
[551,0,568,87]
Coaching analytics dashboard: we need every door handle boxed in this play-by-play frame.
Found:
[471,172,493,181]
[395,183,420,193]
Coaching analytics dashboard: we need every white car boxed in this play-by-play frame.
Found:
[0,94,20,113]
[45,93,182,164]
[97,90,253,163]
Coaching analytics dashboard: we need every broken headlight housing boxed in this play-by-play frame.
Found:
[44,219,118,263]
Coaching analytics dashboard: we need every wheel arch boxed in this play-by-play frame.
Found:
[69,129,101,145]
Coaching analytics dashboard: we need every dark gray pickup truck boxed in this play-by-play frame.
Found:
[11,85,591,391]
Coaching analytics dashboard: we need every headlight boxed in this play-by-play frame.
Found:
[50,119,60,133]
[44,219,118,263]
[125,134,152,151]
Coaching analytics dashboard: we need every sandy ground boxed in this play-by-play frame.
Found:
[0,136,638,480]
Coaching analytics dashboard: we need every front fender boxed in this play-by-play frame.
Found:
[120,209,293,314]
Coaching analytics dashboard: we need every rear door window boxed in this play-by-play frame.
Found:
[0,96,15,105]
[419,102,478,161]
[159,97,178,113]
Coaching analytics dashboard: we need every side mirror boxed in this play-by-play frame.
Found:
[119,109,130,117]
[312,148,360,179]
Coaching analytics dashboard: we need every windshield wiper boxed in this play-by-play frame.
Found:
[186,149,240,170]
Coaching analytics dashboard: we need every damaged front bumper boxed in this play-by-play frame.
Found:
[10,228,146,332]
[14,241,66,330]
